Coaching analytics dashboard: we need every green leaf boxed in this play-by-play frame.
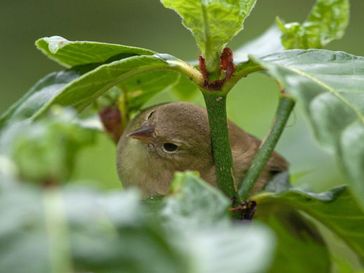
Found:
[257,208,330,273]
[120,71,179,113]
[256,171,330,273]
[277,0,349,49]
[171,74,199,100]
[36,36,154,68]
[32,55,200,119]
[0,70,82,131]
[251,49,364,210]
[160,0,257,71]
[254,186,364,260]
[1,54,200,127]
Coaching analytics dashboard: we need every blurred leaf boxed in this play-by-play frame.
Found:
[32,55,198,119]
[256,206,330,272]
[0,155,17,184]
[251,49,364,210]
[184,224,275,273]
[62,188,188,273]
[264,171,291,194]
[0,70,81,131]
[162,172,230,229]
[0,186,52,273]
[160,0,256,71]
[254,186,364,260]
[0,109,98,184]
[277,0,349,49]
[234,25,283,63]
[0,177,275,273]
[156,172,276,273]
[36,36,154,68]
[0,186,188,273]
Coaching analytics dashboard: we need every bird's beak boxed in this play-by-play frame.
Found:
[127,124,155,141]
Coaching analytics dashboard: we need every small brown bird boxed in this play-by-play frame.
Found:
[117,102,288,197]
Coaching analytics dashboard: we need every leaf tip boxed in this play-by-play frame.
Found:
[39,36,70,54]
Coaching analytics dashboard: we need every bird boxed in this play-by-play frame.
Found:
[116,102,288,197]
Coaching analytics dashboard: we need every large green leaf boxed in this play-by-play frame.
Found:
[32,55,199,119]
[277,0,349,49]
[160,0,256,71]
[257,208,330,273]
[255,175,331,272]
[120,70,180,113]
[254,186,364,260]
[0,70,82,130]
[250,49,364,210]
[0,38,156,129]
[36,36,154,68]
[170,73,199,100]
[2,54,199,128]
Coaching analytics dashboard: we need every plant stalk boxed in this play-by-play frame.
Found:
[239,94,295,200]
[203,93,239,201]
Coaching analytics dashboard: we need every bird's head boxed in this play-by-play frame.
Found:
[126,102,213,169]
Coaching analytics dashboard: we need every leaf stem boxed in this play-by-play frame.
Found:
[221,61,263,93]
[203,93,239,201]
[239,94,295,200]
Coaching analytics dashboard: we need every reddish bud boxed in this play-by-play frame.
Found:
[220,48,235,80]
[199,55,209,81]
[99,106,123,144]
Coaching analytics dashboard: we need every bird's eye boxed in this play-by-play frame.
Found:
[162,143,178,153]
[146,111,155,120]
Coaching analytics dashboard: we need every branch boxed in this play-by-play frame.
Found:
[203,93,239,201]
[239,94,296,200]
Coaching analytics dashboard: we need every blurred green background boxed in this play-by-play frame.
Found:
[1,0,363,191]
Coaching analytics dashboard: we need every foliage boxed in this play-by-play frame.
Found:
[161,0,257,72]
[276,0,349,49]
[0,172,274,273]
[251,49,364,210]
[0,0,363,272]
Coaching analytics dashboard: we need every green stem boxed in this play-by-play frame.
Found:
[221,61,263,93]
[203,93,239,201]
[239,94,296,200]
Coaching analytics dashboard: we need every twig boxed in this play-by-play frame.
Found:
[239,94,295,199]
